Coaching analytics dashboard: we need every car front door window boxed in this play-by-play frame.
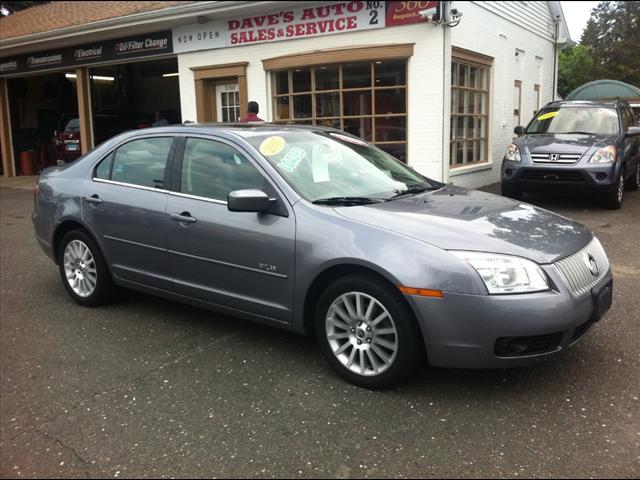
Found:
[180,138,265,201]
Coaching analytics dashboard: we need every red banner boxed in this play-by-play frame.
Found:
[386,1,438,26]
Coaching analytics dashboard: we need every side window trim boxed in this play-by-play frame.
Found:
[91,134,178,192]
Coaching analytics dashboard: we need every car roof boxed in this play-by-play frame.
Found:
[125,122,344,139]
[544,100,623,109]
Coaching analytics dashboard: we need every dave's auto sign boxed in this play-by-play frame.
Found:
[173,1,438,54]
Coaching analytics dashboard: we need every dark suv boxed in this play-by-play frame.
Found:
[501,100,640,209]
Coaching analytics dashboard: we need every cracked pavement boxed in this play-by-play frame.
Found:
[1,184,639,478]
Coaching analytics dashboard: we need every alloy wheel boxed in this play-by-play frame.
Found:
[617,171,624,204]
[63,240,97,297]
[325,291,398,376]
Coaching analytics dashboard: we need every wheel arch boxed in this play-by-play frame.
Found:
[301,262,417,337]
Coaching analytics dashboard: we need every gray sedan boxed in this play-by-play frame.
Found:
[33,124,613,388]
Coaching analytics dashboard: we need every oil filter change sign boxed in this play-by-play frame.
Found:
[174,1,386,53]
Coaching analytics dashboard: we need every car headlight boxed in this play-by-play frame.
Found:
[504,144,521,162]
[589,145,616,163]
[450,251,549,294]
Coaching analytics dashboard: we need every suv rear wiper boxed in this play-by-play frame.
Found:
[312,196,386,206]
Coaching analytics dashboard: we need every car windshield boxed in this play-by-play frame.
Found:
[64,118,80,133]
[245,130,439,203]
[526,107,619,135]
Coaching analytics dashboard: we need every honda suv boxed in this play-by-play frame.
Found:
[501,100,640,209]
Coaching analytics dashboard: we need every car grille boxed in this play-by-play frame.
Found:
[553,237,610,298]
[521,169,584,182]
[530,153,582,164]
[571,318,594,343]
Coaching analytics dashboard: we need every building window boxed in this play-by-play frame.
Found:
[271,60,408,162]
[450,52,491,168]
[534,84,541,117]
[514,80,522,126]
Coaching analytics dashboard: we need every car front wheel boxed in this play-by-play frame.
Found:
[315,274,425,389]
[58,229,113,306]
[624,162,639,191]
[604,170,625,209]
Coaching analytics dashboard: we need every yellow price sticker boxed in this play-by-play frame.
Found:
[259,136,286,156]
[537,111,558,121]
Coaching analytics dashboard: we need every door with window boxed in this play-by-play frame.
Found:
[215,83,240,122]
[84,136,175,290]
[166,137,296,322]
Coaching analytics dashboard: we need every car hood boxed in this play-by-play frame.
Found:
[334,186,592,264]
[520,133,616,155]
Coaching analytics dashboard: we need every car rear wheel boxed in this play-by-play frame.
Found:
[315,274,425,389]
[624,162,639,191]
[501,183,523,200]
[58,229,113,307]
[604,170,624,209]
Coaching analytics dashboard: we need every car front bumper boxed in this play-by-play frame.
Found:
[501,160,619,191]
[405,267,613,369]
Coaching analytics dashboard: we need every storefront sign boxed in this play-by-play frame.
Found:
[173,1,438,54]
[0,30,173,76]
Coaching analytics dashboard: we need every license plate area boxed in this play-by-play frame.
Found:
[66,143,79,151]
[591,279,612,322]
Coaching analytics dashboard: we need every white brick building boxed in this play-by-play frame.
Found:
[173,1,572,188]
[0,1,572,187]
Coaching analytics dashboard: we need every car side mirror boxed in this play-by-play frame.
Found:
[227,189,275,213]
[625,126,640,138]
[514,126,525,136]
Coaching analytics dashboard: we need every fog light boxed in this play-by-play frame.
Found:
[595,173,607,181]
[504,169,514,178]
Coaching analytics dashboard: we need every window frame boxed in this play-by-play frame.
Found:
[450,49,493,169]
[91,134,177,192]
[269,59,409,163]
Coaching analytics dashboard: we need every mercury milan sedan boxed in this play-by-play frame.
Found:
[33,124,613,388]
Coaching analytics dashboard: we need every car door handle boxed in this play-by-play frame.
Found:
[84,195,103,205]
[170,212,197,224]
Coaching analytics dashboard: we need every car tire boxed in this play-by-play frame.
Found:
[315,274,425,389]
[58,229,114,307]
[604,170,625,209]
[501,183,523,200]
[624,162,639,191]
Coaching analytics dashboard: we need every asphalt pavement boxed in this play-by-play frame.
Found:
[1,182,639,478]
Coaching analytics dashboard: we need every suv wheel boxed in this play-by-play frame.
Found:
[315,274,425,389]
[624,162,639,191]
[58,229,114,306]
[501,183,523,200]
[605,170,625,209]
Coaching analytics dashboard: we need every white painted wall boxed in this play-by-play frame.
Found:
[176,1,559,188]
[447,1,557,188]
[177,22,447,180]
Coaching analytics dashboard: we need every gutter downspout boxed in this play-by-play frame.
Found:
[552,17,559,101]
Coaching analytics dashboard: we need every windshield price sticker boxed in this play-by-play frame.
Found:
[537,111,558,121]
[277,146,306,173]
[259,136,286,156]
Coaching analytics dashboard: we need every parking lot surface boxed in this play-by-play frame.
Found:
[1,183,639,478]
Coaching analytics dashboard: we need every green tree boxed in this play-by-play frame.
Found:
[579,1,640,87]
[558,45,598,98]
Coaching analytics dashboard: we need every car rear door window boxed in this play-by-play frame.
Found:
[110,137,173,189]
[180,138,265,202]
[94,152,114,180]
